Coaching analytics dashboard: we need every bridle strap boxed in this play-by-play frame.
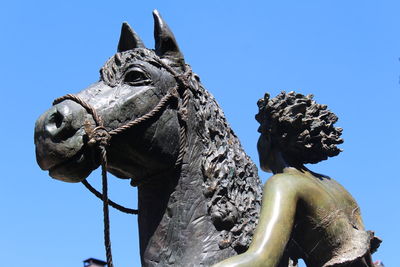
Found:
[52,62,192,267]
[81,180,138,214]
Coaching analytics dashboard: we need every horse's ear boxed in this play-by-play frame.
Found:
[153,10,185,64]
[118,22,145,52]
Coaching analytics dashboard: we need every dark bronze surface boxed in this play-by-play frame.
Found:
[34,10,262,266]
[34,11,379,267]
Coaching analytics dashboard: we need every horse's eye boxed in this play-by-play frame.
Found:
[124,69,150,85]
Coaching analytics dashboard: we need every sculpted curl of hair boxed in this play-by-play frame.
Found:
[255,91,343,164]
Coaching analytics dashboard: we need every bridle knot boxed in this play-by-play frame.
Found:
[87,126,111,147]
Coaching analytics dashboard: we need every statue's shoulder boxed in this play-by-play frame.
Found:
[265,169,318,188]
[265,170,345,202]
[263,171,308,193]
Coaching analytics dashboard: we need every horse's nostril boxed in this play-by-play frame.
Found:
[45,107,77,141]
[45,109,65,135]
[51,110,64,129]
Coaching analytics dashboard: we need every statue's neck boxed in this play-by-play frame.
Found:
[267,148,306,175]
[137,133,237,266]
[268,150,290,174]
[137,169,178,262]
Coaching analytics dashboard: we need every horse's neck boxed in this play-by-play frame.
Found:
[138,135,236,266]
[137,171,176,263]
[137,85,263,266]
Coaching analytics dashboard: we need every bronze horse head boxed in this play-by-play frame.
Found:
[34,10,262,266]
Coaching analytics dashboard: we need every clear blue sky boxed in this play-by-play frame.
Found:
[1,1,398,266]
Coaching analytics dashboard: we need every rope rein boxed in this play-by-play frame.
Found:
[52,61,192,267]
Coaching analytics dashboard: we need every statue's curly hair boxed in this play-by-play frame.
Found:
[255,91,343,164]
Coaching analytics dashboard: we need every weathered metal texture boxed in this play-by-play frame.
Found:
[34,10,262,266]
[33,11,380,267]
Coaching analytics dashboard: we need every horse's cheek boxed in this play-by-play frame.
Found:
[150,109,180,164]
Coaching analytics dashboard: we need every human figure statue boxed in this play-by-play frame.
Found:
[214,91,380,267]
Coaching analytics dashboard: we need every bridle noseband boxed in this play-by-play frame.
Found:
[52,60,192,267]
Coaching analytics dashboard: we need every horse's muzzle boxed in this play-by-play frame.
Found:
[34,99,96,182]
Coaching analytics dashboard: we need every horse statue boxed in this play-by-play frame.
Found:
[34,10,263,266]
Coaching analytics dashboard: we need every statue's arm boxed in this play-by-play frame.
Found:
[213,174,298,267]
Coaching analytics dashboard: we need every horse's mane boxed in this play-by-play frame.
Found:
[188,74,262,253]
